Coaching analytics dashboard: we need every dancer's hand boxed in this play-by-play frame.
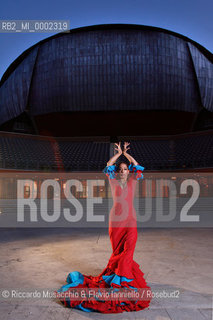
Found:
[123,142,130,154]
[114,142,122,155]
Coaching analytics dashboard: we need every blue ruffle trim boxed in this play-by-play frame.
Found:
[56,270,138,312]
[57,271,95,312]
[102,165,116,179]
[128,163,145,180]
[57,271,84,292]
[103,164,145,180]
[102,273,133,286]
[102,273,138,305]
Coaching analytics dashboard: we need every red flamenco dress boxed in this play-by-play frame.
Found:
[55,164,152,313]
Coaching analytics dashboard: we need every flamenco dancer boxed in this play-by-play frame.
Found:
[56,142,152,313]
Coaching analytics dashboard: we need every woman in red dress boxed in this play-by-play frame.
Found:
[56,142,152,313]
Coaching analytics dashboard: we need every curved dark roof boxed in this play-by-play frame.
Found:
[0,23,213,125]
[1,24,213,84]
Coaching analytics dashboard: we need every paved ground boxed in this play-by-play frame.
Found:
[0,227,212,320]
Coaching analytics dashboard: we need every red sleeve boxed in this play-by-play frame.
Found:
[128,164,145,181]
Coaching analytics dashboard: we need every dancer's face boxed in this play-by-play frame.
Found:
[118,163,129,180]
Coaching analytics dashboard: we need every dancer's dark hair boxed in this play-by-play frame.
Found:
[115,158,130,172]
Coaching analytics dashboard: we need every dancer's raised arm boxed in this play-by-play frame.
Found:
[123,142,138,166]
[107,142,122,166]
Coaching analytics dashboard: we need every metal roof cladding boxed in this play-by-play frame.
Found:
[0,23,212,126]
